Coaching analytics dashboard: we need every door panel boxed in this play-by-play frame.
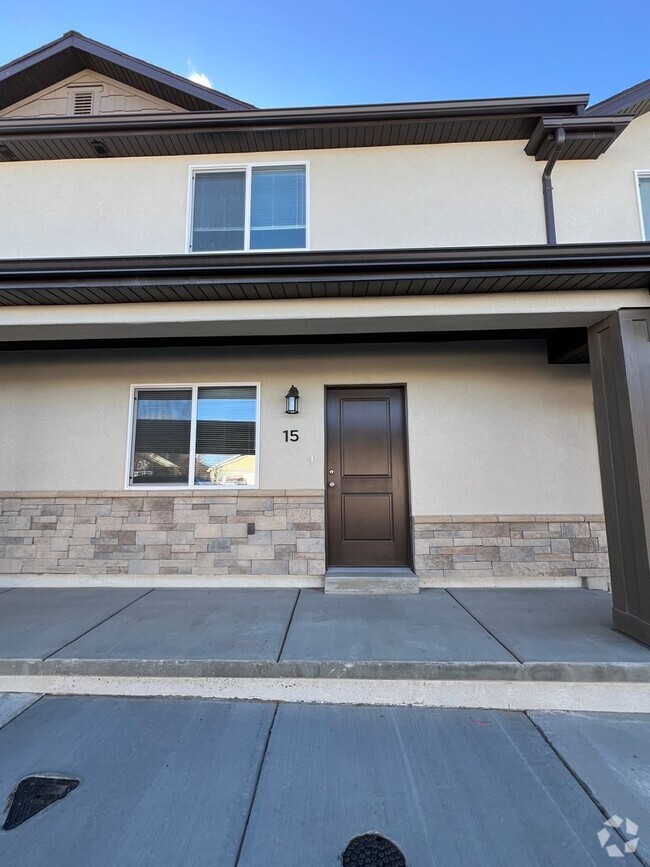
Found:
[342,494,393,541]
[326,386,411,568]
[341,398,391,477]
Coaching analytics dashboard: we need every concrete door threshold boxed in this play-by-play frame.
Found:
[324,567,418,594]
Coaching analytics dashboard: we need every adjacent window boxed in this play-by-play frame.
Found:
[638,174,650,240]
[129,385,258,488]
[190,163,307,252]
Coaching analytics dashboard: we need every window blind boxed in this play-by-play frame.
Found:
[194,386,257,485]
[195,386,256,456]
[192,171,246,251]
[251,165,306,249]
[132,389,192,484]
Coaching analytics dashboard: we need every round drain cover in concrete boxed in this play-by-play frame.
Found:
[342,834,406,866]
[3,775,79,831]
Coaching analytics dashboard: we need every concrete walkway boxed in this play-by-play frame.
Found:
[0,694,648,866]
[0,587,649,710]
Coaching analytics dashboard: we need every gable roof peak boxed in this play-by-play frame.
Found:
[0,31,254,114]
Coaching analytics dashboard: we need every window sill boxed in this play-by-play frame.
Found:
[187,247,308,255]
[126,485,260,492]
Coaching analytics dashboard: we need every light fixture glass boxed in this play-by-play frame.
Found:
[285,385,300,414]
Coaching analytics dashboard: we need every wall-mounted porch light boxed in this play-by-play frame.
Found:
[285,385,300,414]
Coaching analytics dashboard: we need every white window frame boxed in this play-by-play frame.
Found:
[634,170,650,241]
[124,382,261,491]
[186,161,310,254]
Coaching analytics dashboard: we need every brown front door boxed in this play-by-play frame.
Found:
[325,386,411,568]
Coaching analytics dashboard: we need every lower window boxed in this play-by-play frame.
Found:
[129,384,258,488]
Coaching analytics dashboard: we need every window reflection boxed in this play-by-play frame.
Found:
[195,386,257,486]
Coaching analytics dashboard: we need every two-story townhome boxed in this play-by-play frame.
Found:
[0,32,649,646]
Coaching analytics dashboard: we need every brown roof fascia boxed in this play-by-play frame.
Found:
[2,242,650,280]
[587,79,650,118]
[0,93,589,134]
[0,31,254,113]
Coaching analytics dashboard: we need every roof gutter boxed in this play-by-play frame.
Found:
[542,127,566,245]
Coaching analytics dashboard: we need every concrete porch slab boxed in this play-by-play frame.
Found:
[0,588,648,710]
[0,696,275,866]
[449,588,650,662]
[238,705,616,866]
[0,693,40,729]
[50,589,298,662]
[281,589,515,662]
[531,711,650,864]
[0,588,149,660]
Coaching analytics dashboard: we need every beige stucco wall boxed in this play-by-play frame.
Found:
[0,141,546,258]
[555,112,650,243]
[3,289,650,344]
[0,341,603,515]
[0,103,648,257]
[0,111,647,259]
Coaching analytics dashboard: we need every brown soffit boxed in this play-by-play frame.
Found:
[0,92,590,162]
[0,243,649,307]
[525,115,633,161]
[0,31,254,114]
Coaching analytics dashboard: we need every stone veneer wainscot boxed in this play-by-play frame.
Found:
[0,493,609,587]
[0,491,326,576]
[414,515,609,589]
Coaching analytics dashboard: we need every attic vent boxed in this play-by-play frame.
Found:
[72,91,95,116]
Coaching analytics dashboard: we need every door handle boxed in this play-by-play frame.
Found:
[328,481,336,488]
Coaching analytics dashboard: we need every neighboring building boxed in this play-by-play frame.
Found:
[0,33,649,643]
[206,455,256,487]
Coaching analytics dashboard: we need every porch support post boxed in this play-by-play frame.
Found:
[588,309,650,646]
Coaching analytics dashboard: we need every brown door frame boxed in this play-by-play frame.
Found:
[324,383,414,571]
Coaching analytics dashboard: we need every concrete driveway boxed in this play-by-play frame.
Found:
[0,694,648,866]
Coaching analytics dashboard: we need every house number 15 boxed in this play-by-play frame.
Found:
[283,430,299,442]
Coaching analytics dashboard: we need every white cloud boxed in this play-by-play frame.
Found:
[187,61,212,89]
[189,71,212,88]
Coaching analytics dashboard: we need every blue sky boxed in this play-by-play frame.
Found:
[1,0,649,108]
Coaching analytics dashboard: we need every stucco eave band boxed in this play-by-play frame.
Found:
[1,290,649,343]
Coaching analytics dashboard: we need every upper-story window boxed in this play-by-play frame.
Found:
[638,173,650,241]
[189,163,307,252]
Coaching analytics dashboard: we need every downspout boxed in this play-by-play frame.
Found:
[542,127,566,245]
